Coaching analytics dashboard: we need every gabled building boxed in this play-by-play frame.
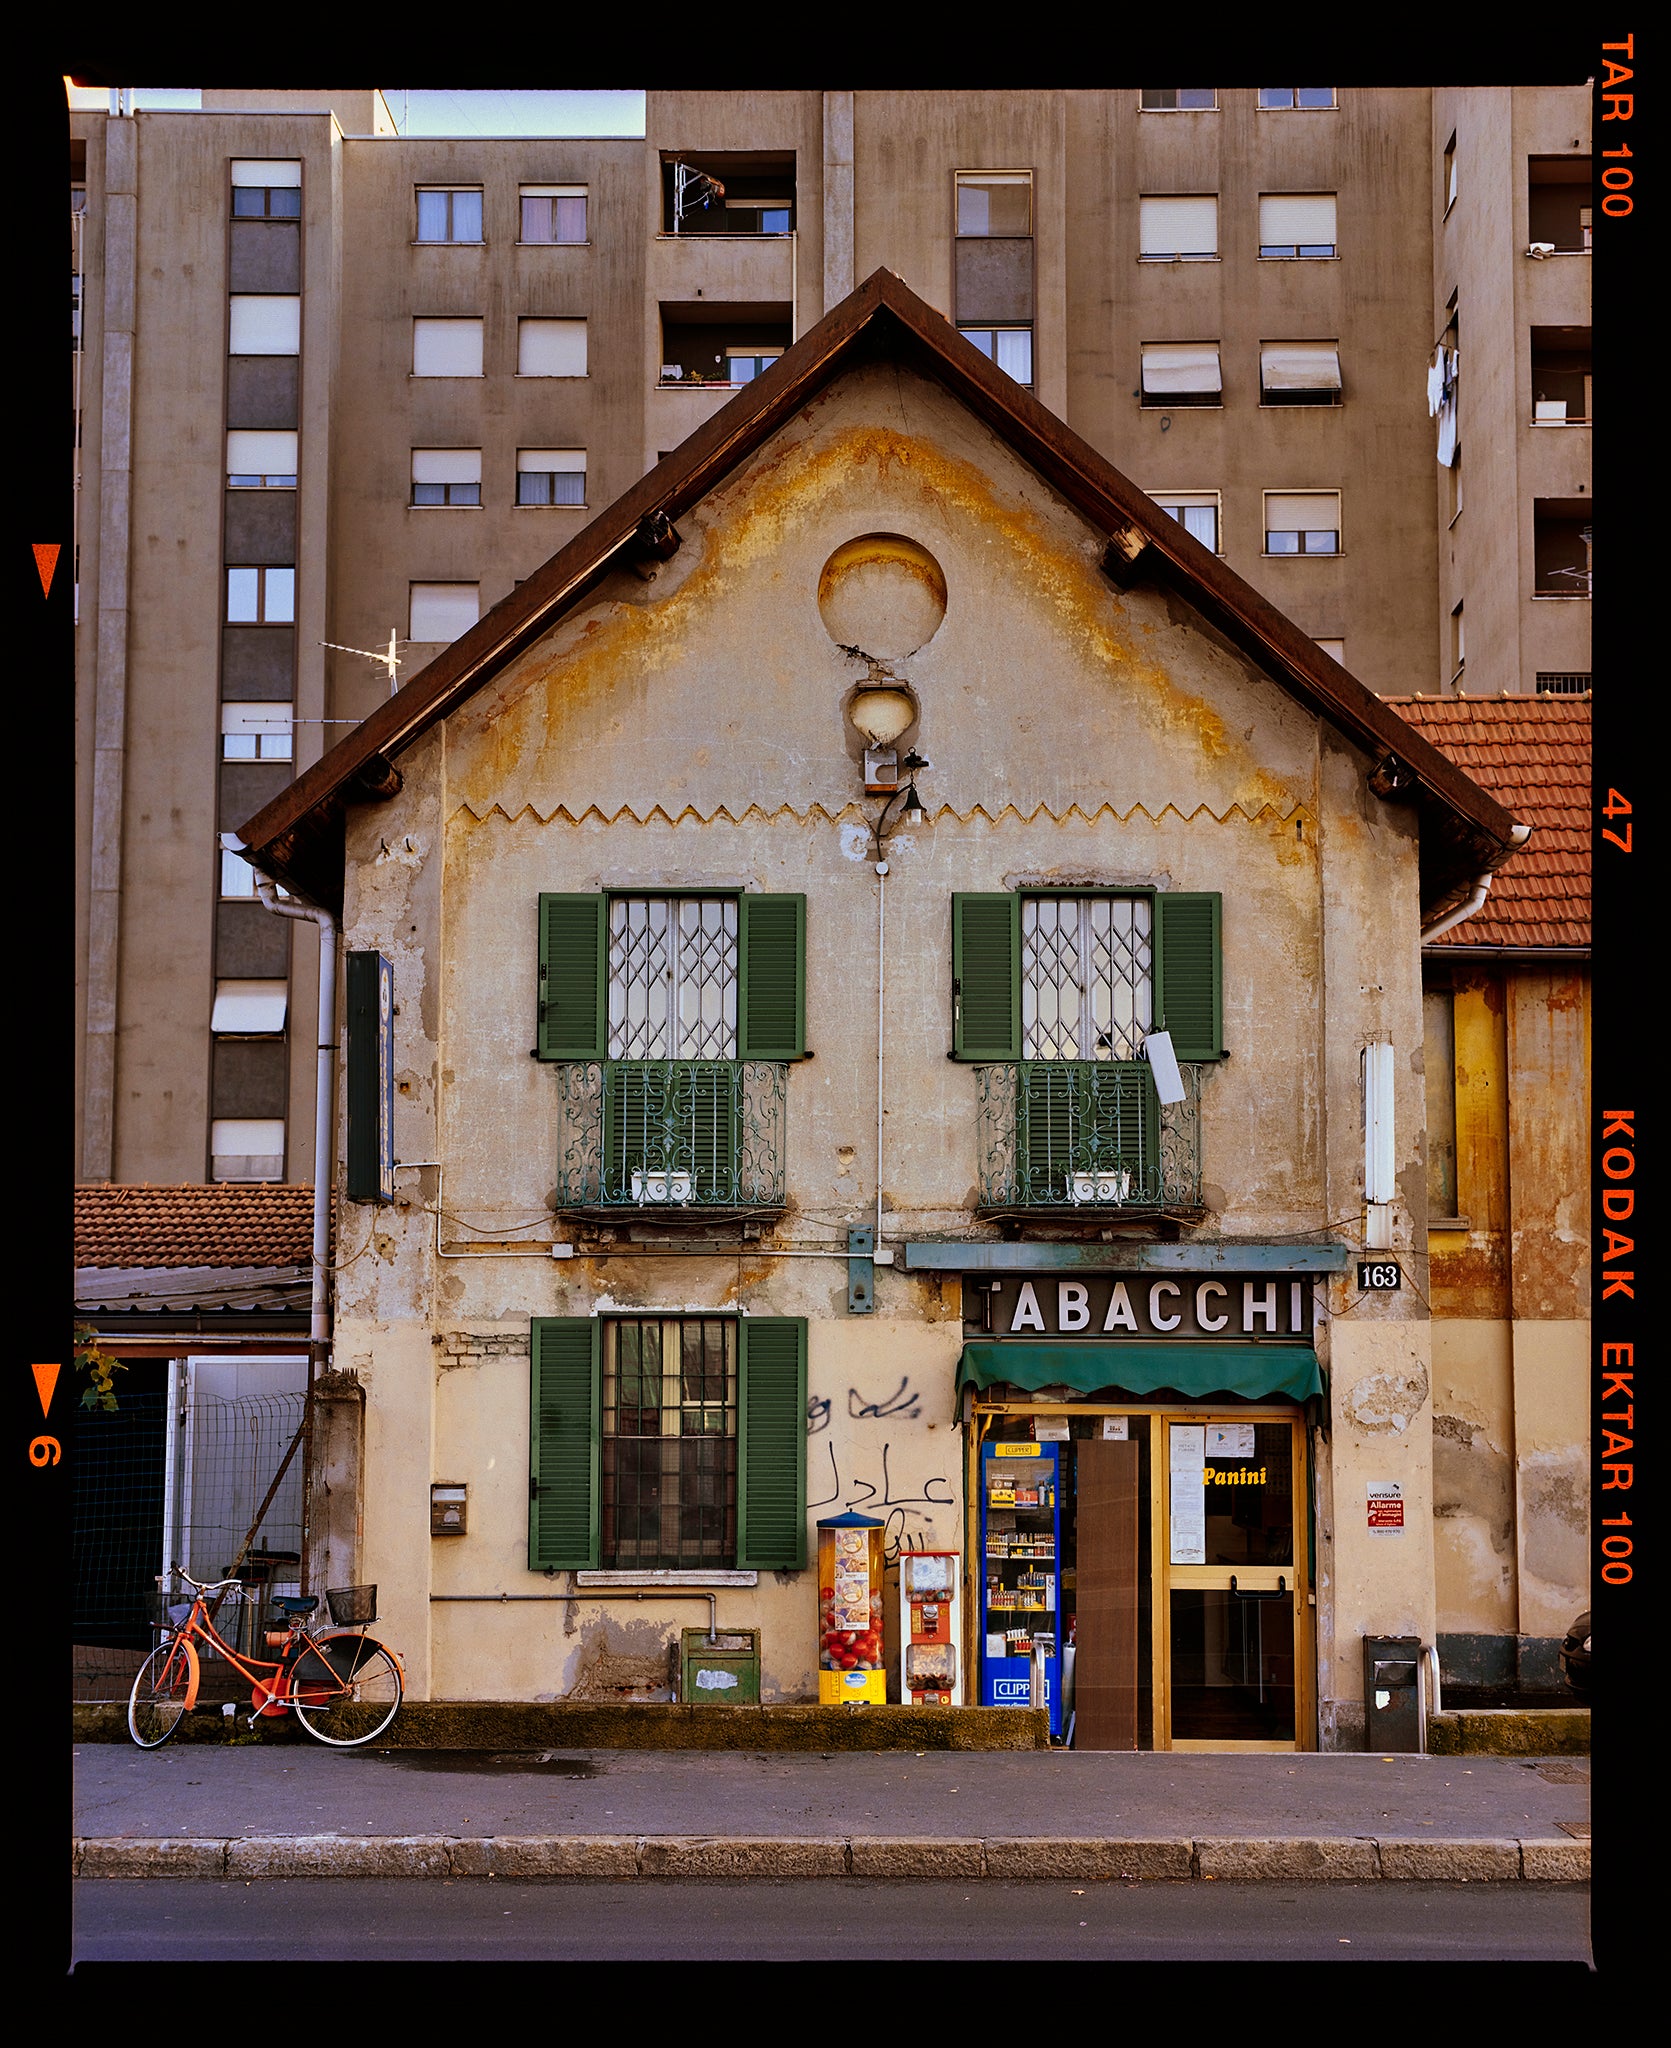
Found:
[231,271,1526,1749]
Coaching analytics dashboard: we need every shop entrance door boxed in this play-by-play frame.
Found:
[1162,1416,1308,1751]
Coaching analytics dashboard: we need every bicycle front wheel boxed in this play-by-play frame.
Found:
[127,1637,199,1748]
[290,1638,402,1748]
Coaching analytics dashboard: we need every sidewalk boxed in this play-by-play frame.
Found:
[74,1743,1590,1883]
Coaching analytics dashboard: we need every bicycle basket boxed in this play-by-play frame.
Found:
[151,1586,198,1630]
[325,1584,377,1626]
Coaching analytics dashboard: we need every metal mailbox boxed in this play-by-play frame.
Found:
[1362,1633,1423,1752]
[680,1627,761,1704]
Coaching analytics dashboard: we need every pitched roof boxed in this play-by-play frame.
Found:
[1388,696,1590,949]
[231,268,1522,913]
[74,1183,317,1271]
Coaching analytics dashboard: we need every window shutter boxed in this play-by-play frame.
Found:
[738,894,805,1059]
[737,1317,806,1569]
[538,894,606,1059]
[952,894,1020,1059]
[1156,892,1222,1060]
[529,1318,600,1569]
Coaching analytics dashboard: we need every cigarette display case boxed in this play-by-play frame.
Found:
[979,1442,1062,1735]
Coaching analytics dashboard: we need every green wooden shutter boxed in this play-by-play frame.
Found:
[953,893,1021,1059]
[537,894,607,1060]
[738,894,805,1059]
[1156,891,1222,1061]
[737,1317,806,1569]
[529,1318,600,1568]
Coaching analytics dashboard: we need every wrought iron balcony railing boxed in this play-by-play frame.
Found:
[974,1061,1204,1214]
[556,1061,788,1214]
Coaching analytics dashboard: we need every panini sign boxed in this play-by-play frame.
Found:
[964,1273,1315,1341]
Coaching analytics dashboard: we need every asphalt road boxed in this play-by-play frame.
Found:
[71,1878,1592,1964]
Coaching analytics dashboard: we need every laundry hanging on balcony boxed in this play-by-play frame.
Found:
[1427,346,1459,466]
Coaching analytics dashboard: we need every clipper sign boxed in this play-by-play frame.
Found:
[965,1274,1316,1340]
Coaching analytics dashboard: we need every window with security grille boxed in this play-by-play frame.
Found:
[602,1318,737,1567]
[608,897,738,1060]
[1022,895,1154,1060]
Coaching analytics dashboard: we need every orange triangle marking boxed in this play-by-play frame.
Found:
[33,544,60,598]
[32,1362,59,1416]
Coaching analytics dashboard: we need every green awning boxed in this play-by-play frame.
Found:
[958,1343,1322,1404]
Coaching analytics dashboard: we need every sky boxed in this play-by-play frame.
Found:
[79,87,647,135]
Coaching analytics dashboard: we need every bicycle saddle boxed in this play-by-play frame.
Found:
[270,1595,319,1617]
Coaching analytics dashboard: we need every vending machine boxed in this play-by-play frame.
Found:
[817,1511,887,1704]
[899,1550,962,1705]
[979,1442,1063,1735]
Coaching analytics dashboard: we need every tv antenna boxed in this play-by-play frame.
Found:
[320,629,407,695]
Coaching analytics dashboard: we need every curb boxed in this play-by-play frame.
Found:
[72,1832,1589,1882]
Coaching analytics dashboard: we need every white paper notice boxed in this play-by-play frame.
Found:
[1208,1423,1256,1459]
[1170,1424,1206,1564]
[1101,1415,1130,1440]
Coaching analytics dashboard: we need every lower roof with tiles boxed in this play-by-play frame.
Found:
[74,1182,317,1271]
[1388,696,1590,951]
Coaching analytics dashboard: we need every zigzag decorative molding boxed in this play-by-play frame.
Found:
[450,797,1313,830]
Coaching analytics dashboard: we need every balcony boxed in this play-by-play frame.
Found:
[974,1062,1204,1218]
[556,1061,787,1218]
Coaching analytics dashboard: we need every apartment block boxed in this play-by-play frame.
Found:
[70,84,1591,1193]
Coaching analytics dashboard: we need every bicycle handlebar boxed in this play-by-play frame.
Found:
[167,1564,243,1595]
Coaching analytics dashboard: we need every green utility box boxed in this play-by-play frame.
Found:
[679,1628,762,1704]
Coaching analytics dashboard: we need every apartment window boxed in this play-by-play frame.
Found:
[520,184,587,243]
[1150,491,1221,552]
[226,565,295,623]
[220,846,258,897]
[1023,896,1154,1061]
[226,429,298,487]
[602,1317,737,1567]
[412,317,484,377]
[1260,342,1342,405]
[1140,343,1221,408]
[1443,134,1458,214]
[518,317,587,377]
[1141,89,1216,110]
[1447,455,1463,525]
[1264,492,1340,554]
[410,582,481,642]
[662,152,798,235]
[1139,195,1218,261]
[1315,638,1346,665]
[411,448,482,507]
[1259,88,1335,109]
[1259,193,1337,258]
[726,348,782,385]
[1533,500,1592,596]
[230,159,302,217]
[955,171,1033,237]
[1531,326,1591,423]
[1528,157,1592,252]
[211,978,289,1034]
[1451,601,1465,679]
[228,295,300,354]
[221,703,293,761]
[529,1314,807,1570]
[960,326,1034,387]
[416,186,483,243]
[608,897,738,1061]
[517,449,586,505]
[211,1117,286,1183]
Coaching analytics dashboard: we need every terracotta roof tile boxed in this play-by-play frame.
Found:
[75,1184,318,1271]
[1388,696,1589,948]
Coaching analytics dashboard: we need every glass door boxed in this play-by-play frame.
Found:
[1161,1415,1308,1750]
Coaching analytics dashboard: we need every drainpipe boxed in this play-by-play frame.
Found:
[220,834,337,1378]
[1419,826,1532,945]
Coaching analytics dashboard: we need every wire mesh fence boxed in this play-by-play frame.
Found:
[73,1376,306,1702]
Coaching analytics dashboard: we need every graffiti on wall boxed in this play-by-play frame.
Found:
[807,1375,955,1561]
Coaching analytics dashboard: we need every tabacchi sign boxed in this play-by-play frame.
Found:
[965,1274,1316,1340]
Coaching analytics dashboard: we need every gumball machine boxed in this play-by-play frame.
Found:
[817,1511,887,1704]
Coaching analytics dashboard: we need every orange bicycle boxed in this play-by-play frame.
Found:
[127,1565,404,1750]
